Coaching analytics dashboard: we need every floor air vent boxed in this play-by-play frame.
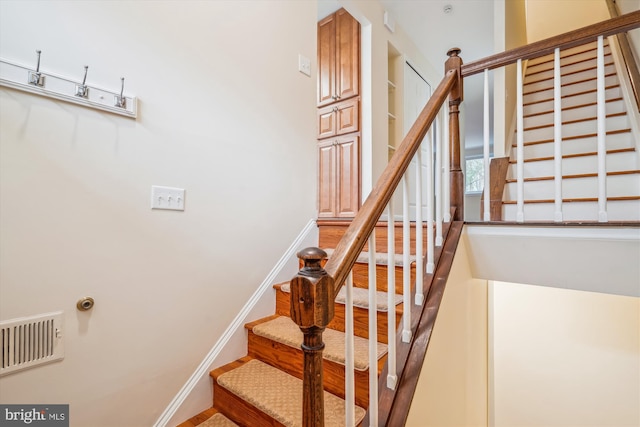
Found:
[1,311,64,376]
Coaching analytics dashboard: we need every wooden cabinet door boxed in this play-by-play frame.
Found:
[317,13,336,107]
[317,140,337,218]
[317,97,359,139]
[335,134,360,217]
[335,97,359,136]
[317,104,336,139]
[335,9,360,102]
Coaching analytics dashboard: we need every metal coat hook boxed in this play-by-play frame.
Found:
[114,77,126,108]
[75,65,89,98]
[28,49,45,87]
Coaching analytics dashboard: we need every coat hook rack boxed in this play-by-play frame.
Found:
[75,65,89,99]
[0,50,137,119]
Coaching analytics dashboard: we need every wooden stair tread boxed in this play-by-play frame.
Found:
[324,248,417,266]
[524,84,620,107]
[523,72,617,96]
[508,147,636,163]
[502,196,640,204]
[278,281,403,312]
[521,111,627,132]
[505,170,640,183]
[524,59,614,86]
[213,357,366,427]
[527,42,607,67]
[196,413,239,427]
[177,408,223,427]
[512,128,632,148]
[526,51,612,78]
[524,97,624,118]
[248,315,386,371]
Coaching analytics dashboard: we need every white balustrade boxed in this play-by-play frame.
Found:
[554,47,563,222]
[483,68,491,222]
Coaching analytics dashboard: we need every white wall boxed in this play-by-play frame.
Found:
[406,231,488,427]
[0,2,317,426]
[526,0,610,43]
[491,281,640,427]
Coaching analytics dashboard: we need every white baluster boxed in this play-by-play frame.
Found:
[402,174,411,343]
[443,110,451,222]
[484,68,491,222]
[386,202,397,390]
[415,148,424,306]
[345,272,355,427]
[597,35,608,222]
[426,129,435,274]
[435,119,443,245]
[368,236,378,427]
[516,58,525,223]
[554,47,563,222]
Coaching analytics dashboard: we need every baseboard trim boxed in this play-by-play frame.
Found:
[153,218,318,427]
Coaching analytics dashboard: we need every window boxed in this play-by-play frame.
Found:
[465,157,485,193]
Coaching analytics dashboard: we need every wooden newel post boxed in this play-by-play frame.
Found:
[290,247,335,427]
[445,47,464,221]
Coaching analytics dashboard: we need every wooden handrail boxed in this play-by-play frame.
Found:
[291,12,640,427]
[323,69,457,295]
[462,10,640,77]
[606,0,640,111]
[291,55,459,427]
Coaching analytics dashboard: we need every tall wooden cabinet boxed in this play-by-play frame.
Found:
[317,8,361,218]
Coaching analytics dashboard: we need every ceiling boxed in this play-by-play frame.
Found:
[378,0,496,66]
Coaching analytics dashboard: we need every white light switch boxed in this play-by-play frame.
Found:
[298,54,311,76]
[151,186,185,211]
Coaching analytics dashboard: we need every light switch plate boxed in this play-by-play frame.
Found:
[298,54,311,76]
[151,186,185,211]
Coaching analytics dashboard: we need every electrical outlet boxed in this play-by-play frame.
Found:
[151,186,185,211]
[298,54,311,76]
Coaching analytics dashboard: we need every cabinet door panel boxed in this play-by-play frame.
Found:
[336,135,360,217]
[317,14,336,107]
[318,141,337,218]
[317,105,336,139]
[336,9,360,101]
[336,97,359,136]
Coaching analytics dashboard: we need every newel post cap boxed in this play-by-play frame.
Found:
[290,247,334,328]
[447,47,462,57]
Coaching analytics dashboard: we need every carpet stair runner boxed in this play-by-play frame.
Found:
[178,231,415,426]
[502,39,640,221]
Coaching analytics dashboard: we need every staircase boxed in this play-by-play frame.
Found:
[177,222,424,427]
[502,39,640,221]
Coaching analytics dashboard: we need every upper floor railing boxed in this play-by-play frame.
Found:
[291,10,640,427]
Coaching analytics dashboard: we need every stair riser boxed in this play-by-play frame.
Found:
[513,132,634,159]
[211,381,283,427]
[507,152,638,179]
[524,99,626,129]
[503,174,640,200]
[524,86,622,116]
[351,262,415,295]
[503,200,640,221]
[319,222,426,255]
[519,115,629,144]
[246,331,378,408]
[524,75,618,104]
[526,45,611,74]
[524,61,616,88]
[275,288,400,344]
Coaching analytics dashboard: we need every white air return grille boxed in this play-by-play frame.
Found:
[1,311,64,376]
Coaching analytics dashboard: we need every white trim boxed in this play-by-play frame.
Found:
[465,224,640,241]
[153,219,318,427]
